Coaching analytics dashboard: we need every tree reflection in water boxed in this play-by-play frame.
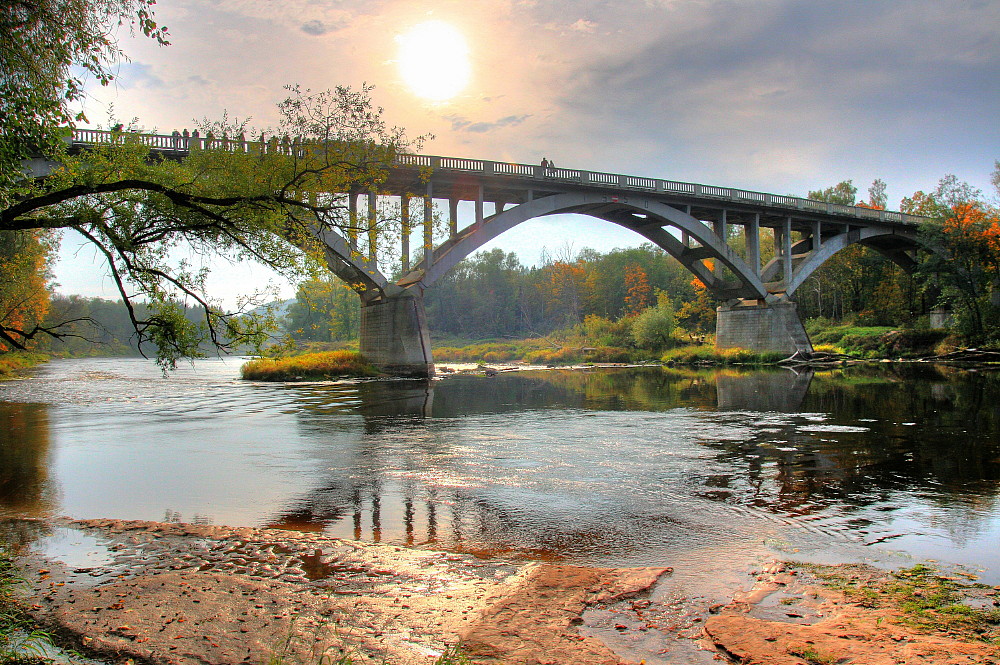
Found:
[0,402,56,546]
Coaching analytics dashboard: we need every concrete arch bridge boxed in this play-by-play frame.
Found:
[63,131,930,377]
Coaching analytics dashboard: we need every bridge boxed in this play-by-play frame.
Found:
[40,130,931,376]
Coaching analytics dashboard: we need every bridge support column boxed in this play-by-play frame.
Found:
[360,292,434,378]
[715,298,813,355]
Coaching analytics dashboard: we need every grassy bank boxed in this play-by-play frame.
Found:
[1,547,58,664]
[660,346,789,365]
[241,350,379,381]
[805,320,958,358]
[0,353,47,380]
[804,563,1000,642]
[433,338,789,367]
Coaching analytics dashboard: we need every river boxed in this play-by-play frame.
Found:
[2,357,999,605]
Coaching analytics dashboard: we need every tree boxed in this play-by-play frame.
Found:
[2,85,420,367]
[802,180,901,322]
[0,0,168,191]
[868,179,888,209]
[287,276,359,342]
[623,263,652,316]
[675,275,716,337]
[0,230,56,351]
[907,175,1000,338]
[630,291,675,350]
[808,180,857,206]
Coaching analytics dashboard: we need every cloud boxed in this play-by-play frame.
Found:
[538,0,1000,190]
[115,63,165,91]
[300,19,341,36]
[568,18,597,33]
[446,114,532,133]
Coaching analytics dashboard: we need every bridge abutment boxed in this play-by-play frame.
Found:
[715,298,813,355]
[360,293,434,378]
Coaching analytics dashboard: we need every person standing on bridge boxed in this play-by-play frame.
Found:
[547,158,556,176]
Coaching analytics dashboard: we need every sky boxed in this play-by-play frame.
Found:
[55,0,1000,304]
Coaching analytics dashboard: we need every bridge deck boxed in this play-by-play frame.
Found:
[65,129,926,232]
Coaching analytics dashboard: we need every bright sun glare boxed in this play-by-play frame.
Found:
[397,20,471,102]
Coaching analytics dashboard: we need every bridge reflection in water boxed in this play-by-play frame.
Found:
[262,366,1000,565]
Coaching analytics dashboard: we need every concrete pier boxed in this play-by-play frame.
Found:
[715,299,813,355]
[359,293,434,378]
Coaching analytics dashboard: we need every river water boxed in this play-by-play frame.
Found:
[2,358,999,603]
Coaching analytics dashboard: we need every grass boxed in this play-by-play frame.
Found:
[0,353,47,381]
[806,563,1000,642]
[433,339,642,365]
[805,319,955,358]
[0,547,57,665]
[241,350,380,381]
[660,345,788,365]
[787,647,838,665]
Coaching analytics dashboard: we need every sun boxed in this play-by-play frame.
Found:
[396,20,471,102]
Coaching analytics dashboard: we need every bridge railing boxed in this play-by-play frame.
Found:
[67,128,926,226]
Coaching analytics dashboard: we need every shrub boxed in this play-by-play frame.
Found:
[661,345,785,365]
[241,350,379,381]
[630,301,676,350]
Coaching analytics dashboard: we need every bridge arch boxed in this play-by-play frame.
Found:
[404,192,769,301]
[765,226,924,297]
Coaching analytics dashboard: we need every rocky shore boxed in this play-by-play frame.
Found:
[13,518,673,665]
[9,518,1000,665]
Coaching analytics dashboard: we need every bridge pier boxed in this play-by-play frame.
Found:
[360,292,435,378]
[715,298,813,356]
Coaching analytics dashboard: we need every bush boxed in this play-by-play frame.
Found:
[661,345,786,365]
[582,346,635,363]
[241,350,379,381]
[630,302,676,350]
[580,315,633,347]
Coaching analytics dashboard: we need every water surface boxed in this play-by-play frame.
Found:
[2,358,999,599]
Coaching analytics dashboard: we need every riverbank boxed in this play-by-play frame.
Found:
[8,518,671,665]
[705,562,1000,664]
[5,519,1000,665]
[0,352,48,380]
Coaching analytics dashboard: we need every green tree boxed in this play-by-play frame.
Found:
[287,276,359,342]
[2,85,418,367]
[630,291,675,350]
[0,0,168,191]
[808,180,857,206]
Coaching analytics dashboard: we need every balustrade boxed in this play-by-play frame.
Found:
[64,128,923,226]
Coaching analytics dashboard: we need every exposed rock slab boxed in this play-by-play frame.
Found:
[15,518,670,665]
[704,563,1000,665]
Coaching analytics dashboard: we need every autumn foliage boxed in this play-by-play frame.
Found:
[0,230,55,352]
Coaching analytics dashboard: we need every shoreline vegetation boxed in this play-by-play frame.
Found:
[237,322,998,381]
[5,320,998,384]
[0,353,48,380]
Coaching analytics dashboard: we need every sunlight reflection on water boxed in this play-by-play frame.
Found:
[2,357,999,593]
